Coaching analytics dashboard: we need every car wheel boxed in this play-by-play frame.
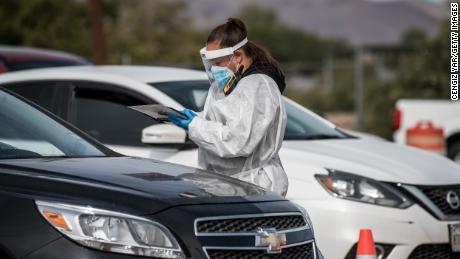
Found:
[448,141,460,164]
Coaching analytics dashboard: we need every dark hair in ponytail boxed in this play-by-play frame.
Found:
[207,18,285,85]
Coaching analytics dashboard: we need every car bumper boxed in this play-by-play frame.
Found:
[23,237,323,259]
[23,200,319,259]
[292,197,460,259]
[23,237,145,259]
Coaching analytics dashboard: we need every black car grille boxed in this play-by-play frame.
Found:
[206,243,314,259]
[196,215,306,233]
[344,243,395,259]
[420,187,460,216]
[408,244,460,259]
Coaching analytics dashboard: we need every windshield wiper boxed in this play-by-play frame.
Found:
[302,134,345,140]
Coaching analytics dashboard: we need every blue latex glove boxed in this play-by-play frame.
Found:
[168,109,196,129]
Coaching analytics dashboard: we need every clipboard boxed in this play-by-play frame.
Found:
[128,104,187,122]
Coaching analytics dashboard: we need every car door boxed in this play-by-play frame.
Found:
[68,81,180,159]
[1,80,73,120]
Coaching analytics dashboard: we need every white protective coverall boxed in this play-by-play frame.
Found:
[188,73,288,196]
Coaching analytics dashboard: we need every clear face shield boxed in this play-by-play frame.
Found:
[200,38,248,86]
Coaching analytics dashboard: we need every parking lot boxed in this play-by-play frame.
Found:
[1,1,459,259]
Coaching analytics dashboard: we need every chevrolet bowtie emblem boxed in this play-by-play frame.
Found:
[255,228,287,254]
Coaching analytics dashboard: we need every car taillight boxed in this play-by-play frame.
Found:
[393,108,401,131]
[0,64,7,74]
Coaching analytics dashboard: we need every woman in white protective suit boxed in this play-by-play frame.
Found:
[168,18,288,196]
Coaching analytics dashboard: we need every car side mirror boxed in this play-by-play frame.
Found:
[142,124,186,144]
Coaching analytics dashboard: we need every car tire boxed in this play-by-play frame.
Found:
[448,141,460,164]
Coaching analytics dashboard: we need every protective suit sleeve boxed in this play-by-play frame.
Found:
[188,74,279,158]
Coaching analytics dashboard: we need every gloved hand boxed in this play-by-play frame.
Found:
[168,109,196,129]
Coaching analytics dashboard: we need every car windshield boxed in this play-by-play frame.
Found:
[152,81,210,112]
[0,89,106,159]
[283,100,347,140]
[152,80,348,140]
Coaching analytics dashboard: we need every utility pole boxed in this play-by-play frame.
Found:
[323,53,334,89]
[89,0,106,64]
[354,47,364,130]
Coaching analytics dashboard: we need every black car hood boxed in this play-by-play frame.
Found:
[0,157,283,214]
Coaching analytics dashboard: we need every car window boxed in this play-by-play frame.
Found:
[152,80,347,140]
[152,80,210,111]
[0,90,105,159]
[3,81,71,119]
[71,86,157,147]
[284,101,347,140]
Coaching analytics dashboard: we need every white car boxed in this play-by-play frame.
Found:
[1,66,460,259]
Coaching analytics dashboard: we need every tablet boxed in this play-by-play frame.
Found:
[128,104,188,122]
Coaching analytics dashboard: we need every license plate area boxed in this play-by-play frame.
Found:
[449,223,460,253]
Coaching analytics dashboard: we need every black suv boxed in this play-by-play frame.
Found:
[0,88,320,259]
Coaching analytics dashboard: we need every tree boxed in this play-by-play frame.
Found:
[364,21,450,138]
[395,22,451,99]
[106,0,205,66]
[0,0,203,66]
[237,5,334,65]
[0,0,92,58]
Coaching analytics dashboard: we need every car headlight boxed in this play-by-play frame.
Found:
[315,170,413,209]
[36,200,184,259]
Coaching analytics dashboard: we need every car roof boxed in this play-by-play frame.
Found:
[0,65,208,84]
[0,45,90,63]
[93,65,208,83]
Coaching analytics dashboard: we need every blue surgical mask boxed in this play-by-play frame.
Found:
[211,66,233,89]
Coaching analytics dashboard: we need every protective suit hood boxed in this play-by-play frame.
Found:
[242,60,286,93]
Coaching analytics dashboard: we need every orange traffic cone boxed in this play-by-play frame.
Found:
[356,229,377,259]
